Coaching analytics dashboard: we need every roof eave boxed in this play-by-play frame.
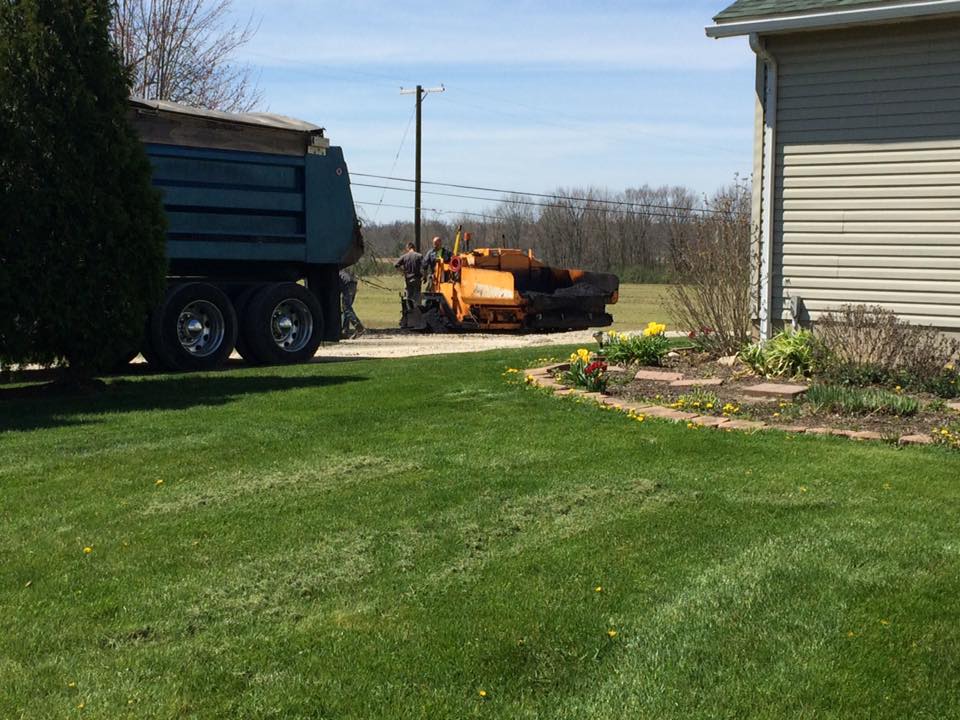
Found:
[706,0,960,38]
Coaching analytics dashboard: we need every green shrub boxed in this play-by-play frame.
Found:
[739,329,818,379]
[0,0,167,377]
[813,306,960,398]
[804,385,920,417]
[602,325,670,367]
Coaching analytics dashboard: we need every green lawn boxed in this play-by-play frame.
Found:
[2,348,959,719]
[354,275,672,331]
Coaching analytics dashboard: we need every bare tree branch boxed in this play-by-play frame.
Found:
[111,0,262,112]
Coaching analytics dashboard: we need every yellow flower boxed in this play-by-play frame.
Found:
[880,619,890,626]
[155,479,164,486]
[607,629,618,639]
[68,681,76,688]
[83,547,92,555]
[478,689,488,699]
[595,586,603,593]
[643,321,667,337]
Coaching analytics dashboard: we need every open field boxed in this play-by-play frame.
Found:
[2,348,959,718]
[354,275,672,331]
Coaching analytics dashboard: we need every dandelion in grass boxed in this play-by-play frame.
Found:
[155,479,164,486]
[880,619,891,626]
[478,689,488,699]
[595,586,603,593]
[83,547,92,555]
[607,629,618,639]
[68,681,76,688]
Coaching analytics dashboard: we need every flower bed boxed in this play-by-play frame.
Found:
[538,318,960,446]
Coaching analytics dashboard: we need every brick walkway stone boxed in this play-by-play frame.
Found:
[669,378,724,388]
[948,402,960,412]
[620,403,659,415]
[578,392,606,402]
[779,426,808,434]
[691,415,730,428]
[743,382,809,400]
[642,407,698,421]
[634,370,684,382]
[899,434,934,446]
[850,431,885,441]
[722,419,767,431]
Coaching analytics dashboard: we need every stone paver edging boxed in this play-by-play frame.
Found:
[524,366,939,448]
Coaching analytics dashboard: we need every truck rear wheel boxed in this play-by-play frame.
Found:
[149,283,237,371]
[244,282,323,365]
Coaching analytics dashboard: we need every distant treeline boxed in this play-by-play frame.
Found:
[357,184,730,282]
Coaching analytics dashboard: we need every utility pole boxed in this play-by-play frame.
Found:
[400,84,444,251]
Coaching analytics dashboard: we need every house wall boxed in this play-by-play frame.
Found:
[763,18,960,330]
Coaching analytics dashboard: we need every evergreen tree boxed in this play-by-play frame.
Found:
[0,0,166,378]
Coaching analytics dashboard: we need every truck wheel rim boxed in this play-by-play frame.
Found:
[271,299,313,353]
[177,300,225,358]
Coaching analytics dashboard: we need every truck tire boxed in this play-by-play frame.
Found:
[149,283,237,371]
[244,282,323,365]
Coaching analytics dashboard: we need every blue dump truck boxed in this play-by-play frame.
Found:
[128,99,363,371]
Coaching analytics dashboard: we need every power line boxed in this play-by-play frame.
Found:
[351,173,721,216]
[352,182,707,221]
[355,200,503,222]
[368,104,418,222]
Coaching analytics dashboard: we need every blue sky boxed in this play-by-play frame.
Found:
[232,0,756,222]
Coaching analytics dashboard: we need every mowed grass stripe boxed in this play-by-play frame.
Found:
[1,347,959,719]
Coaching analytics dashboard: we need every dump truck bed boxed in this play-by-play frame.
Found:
[129,98,361,279]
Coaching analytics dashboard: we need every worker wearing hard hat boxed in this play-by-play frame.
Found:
[422,235,450,288]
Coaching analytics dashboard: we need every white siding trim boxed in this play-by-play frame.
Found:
[706,1,960,38]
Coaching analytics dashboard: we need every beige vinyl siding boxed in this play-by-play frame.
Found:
[764,18,960,330]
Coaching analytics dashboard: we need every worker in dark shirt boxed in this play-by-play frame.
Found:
[338,267,365,338]
[422,235,450,289]
[395,242,423,305]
